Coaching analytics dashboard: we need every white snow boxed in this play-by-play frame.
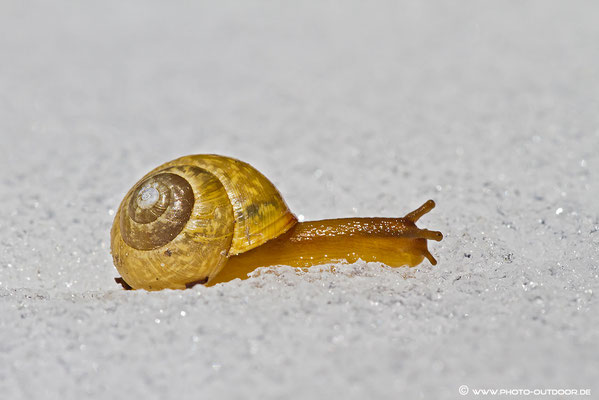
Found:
[1,1,598,399]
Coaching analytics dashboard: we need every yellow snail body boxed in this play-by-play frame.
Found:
[110,154,443,290]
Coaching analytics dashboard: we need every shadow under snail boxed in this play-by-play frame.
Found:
[110,154,443,290]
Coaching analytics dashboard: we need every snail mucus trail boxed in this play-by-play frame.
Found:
[110,154,443,290]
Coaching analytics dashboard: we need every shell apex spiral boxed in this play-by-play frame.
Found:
[110,154,297,290]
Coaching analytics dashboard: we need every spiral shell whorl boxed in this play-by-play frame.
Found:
[121,173,194,250]
[110,155,297,290]
[111,165,236,290]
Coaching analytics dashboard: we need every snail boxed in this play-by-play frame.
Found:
[110,154,443,290]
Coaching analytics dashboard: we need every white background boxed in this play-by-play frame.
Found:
[1,1,597,399]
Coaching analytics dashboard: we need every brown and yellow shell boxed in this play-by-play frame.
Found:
[110,154,297,290]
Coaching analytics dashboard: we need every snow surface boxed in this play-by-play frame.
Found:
[1,1,598,399]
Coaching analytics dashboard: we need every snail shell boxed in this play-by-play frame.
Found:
[110,155,297,290]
